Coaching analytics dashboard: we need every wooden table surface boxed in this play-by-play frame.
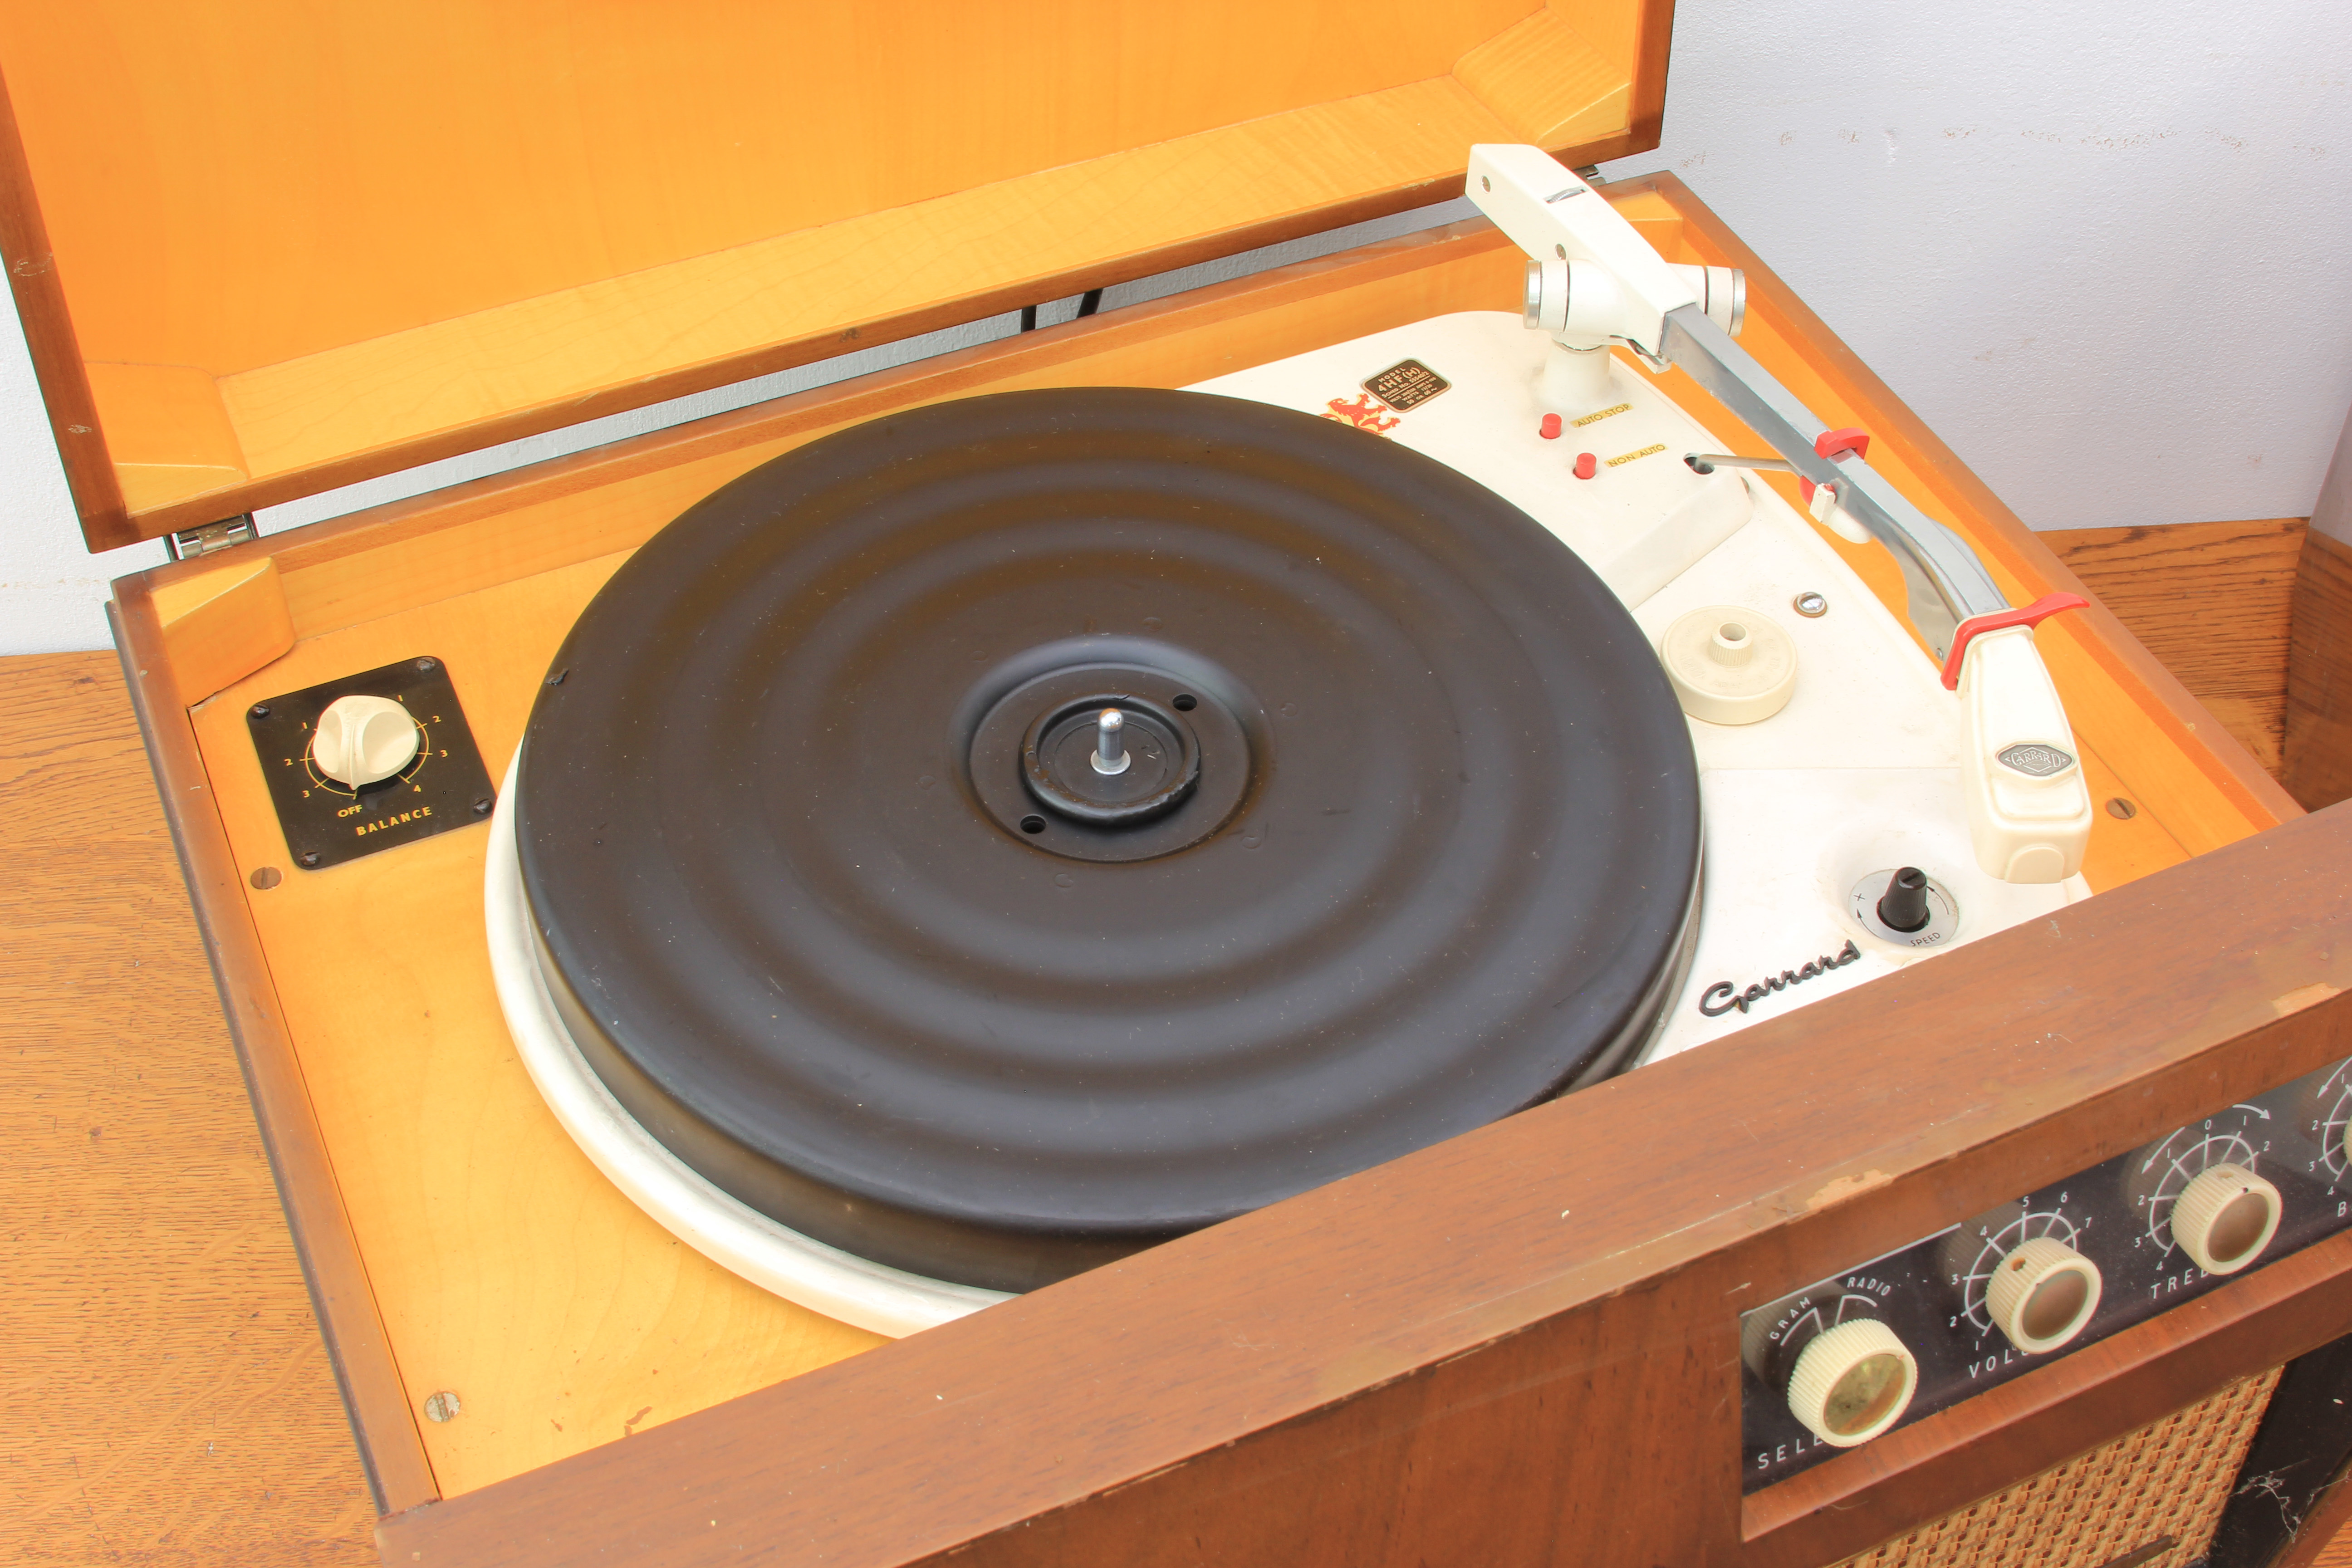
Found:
[2,649,376,1567]
[7,636,2350,1568]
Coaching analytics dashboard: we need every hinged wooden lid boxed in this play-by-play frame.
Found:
[0,2,1670,552]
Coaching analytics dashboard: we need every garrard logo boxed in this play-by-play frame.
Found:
[1996,742,2075,777]
[1698,939,1862,1018]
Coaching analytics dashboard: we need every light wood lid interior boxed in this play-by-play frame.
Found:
[0,0,1667,547]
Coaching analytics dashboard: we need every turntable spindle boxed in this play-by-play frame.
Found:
[1092,707,1131,775]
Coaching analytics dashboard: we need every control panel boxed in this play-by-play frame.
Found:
[247,656,495,870]
[1742,1056,2352,1489]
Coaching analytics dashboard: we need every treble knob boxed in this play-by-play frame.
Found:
[313,694,420,787]
[2171,1164,2282,1274]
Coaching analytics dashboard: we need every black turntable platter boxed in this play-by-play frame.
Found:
[517,387,1700,1294]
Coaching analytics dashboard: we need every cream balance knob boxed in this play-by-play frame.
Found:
[1659,605,1796,725]
[1984,1236,2102,1353]
[1785,1318,1916,1447]
[2171,1164,2282,1274]
[314,694,420,787]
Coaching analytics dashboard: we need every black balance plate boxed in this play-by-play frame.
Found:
[248,656,495,870]
[518,388,1702,1293]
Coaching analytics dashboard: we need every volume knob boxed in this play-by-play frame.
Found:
[314,694,420,787]
[1786,1318,1917,1447]
[1984,1236,2101,1352]
[2171,1164,2282,1275]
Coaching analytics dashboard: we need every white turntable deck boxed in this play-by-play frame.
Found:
[1200,312,2086,1063]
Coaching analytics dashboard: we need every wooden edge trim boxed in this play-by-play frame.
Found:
[375,803,2352,1568]
[1628,0,1674,149]
[2272,1432,2352,1568]
[108,583,438,1514]
[0,64,129,550]
[1625,171,2303,830]
[1741,1228,2352,1568]
[2284,529,2352,812]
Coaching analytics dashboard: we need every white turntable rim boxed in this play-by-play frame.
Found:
[482,754,1008,1338]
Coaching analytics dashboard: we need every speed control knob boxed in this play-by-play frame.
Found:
[313,694,420,787]
[1985,1236,2101,1353]
[1786,1318,1917,1448]
[2171,1164,2282,1275]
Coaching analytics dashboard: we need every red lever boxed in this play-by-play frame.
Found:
[1798,428,1872,505]
[1938,593,2088,690]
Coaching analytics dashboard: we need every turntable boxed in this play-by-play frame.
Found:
[18,7,2343,1563]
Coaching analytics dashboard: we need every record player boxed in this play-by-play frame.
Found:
[13,5,2348,1564]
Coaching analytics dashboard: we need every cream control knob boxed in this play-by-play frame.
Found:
[1984,1236,2102,1353]
[1786,1318,1917,1447]
[2171,1164,2282,1275]
[1659,605,1796,725]
[313,695,420,787]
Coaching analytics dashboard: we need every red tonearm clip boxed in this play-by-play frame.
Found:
[1798,427,1871,505]
[1937,592,2089,691]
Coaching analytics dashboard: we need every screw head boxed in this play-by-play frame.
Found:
[1792,591,1829,618]
[472,797,493,816]
[299,851,321,867]
[2106,797,2139,820]
[422,1390,461,1423]
[415,657,437,672]
[250,703,271,719]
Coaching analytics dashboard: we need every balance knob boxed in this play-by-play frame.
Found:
[2171,1164,2282,1275]
[1984,1236,2102,1352]
[1786,1318,1917,1447]
[314,695,420,786]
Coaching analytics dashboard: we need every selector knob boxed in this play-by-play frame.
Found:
[313,695,420,787]
[2171,1164,2282,1275]
[1984,1236,2102,1353]
[1786,1318,1917,1447]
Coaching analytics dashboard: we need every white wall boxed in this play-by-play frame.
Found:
[4,0,2349,655]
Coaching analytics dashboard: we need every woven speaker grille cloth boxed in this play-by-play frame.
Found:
[1831,1367,2281,1568]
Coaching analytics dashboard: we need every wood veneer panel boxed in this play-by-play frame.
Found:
[0,1,1665,546]
[0,650,373,1564]
[183,554,888,1498]
[2286,530,2352,812]
[112,588,441,1515]
[0,68,124,546]
[2044,518,2307,776]
[379,801,2352,1567]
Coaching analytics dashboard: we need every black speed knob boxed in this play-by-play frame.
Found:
[1877,867,1931,934]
